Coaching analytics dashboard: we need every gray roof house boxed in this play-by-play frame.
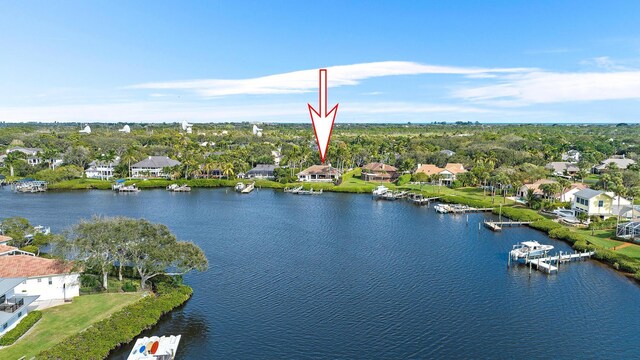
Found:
[545,162,579,176]
[246,164,278,179]
[131,156,181,178]
[593,156,636,173]
[439,149,455,157]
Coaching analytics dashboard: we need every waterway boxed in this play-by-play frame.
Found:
[1,188,639,359]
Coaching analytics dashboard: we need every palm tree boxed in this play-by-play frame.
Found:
[5,151,25,177]
[120,146,140,178]
[557,178,571,202]
[220,162,235,179]
[41,148,59,169]
[203,157,218,179]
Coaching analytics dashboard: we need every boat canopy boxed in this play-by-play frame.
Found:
[115,179,126,183]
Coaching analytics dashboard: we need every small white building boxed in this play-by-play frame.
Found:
[0,278,39,336]
[561,150,581,163]
[0,255,80,304]
[131,156,182,178]
[86,157,120,180]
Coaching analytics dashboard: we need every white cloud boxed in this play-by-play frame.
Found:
[129,61,535,97]
[0,101,502,123]
[453,70,640,106]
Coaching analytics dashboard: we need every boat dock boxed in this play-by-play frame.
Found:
[408,194,441,205]
[483,220,532,231]
[435,204,494,214]
[284,186,322,195]
[518,251,595,274]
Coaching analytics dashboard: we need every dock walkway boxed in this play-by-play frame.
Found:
[523,251,595,274]
[484,220,532,231]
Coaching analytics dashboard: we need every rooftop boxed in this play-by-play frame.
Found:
[574,188,606,199]
[0,278,26,296]
[297,165,341,176]
[131,156,181,169]
[362,162,397,172]
[0,255,76,278]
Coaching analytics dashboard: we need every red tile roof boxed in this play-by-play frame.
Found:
[415,164,444,176]
[0,255,76,278]
[0,235,12,243]
[444,163,466,174]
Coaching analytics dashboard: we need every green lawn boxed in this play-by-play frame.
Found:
[0,292,144,360]
[576,229,625,249]
[616,244,640,259]
[583,174,600,185]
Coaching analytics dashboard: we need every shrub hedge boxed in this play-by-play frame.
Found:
[396,174,411,186]
[529,219,563,232]
[0,311,42,346]
[38,285,193,360]
[492,207,544,222]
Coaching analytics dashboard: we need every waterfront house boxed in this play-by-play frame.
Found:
[592,156,636,173]
[0,278,39,336]
[517,179,557,198]
[415,164,444,177]
[0,255,80,303]
[561,150,581,163]
[415,163,466,185]
[572,189,631,218]
[85,157,120,180]
[361,162,398,182]
[246,164,278,179]
[297,165,341,182]
[545,162,579,177]
[131,156,181,178]
[7,147,43,166]
[440,163,467,186]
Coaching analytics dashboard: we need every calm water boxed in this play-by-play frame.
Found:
[1,187,639,359]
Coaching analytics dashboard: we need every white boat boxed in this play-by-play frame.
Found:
[372,185,389,197]
[234,182,246,192]
[510,241,554,259]
[434,204,449,213]
[241,182,255,193]
[128,335,181,360]
[166,184,191,192]
[119,184,140,193]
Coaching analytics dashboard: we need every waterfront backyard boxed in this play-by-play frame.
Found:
[0,293,143,359]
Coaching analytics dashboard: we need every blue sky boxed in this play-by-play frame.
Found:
[2,1,640,123]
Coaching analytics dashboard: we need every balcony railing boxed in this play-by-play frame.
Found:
[0,297,25,313]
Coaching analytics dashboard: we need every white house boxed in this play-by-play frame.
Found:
[572,189,632,219]
[131,156,182,178]
[7,147,43,166]
[561,150,581,163]
[0,255,80,304]
[297,165,341,182]
[86,157,120,180]
[0,278,39,336]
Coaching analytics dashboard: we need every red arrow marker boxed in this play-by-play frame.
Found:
[308,69,339,164]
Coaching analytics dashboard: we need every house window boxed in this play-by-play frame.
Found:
[37,278,42,283]
[22,281,26,285]
[2,323,7,330]
[48,278,53,285]
[598,200,604,208]
[18,311,22,318]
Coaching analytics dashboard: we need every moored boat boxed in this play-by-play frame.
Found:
[127,334,182,360]
[510,241,554,259]
[119,184,140,193]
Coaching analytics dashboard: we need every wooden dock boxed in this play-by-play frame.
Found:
[484,220,532,231]
[523,251,595,274]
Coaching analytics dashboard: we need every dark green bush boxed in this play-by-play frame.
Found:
[121,280,138,292]
[530,219,563,232]
[39,284,192,360]
[0,311,42,345]
[19,245,39,254]
[494,207,544,222]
